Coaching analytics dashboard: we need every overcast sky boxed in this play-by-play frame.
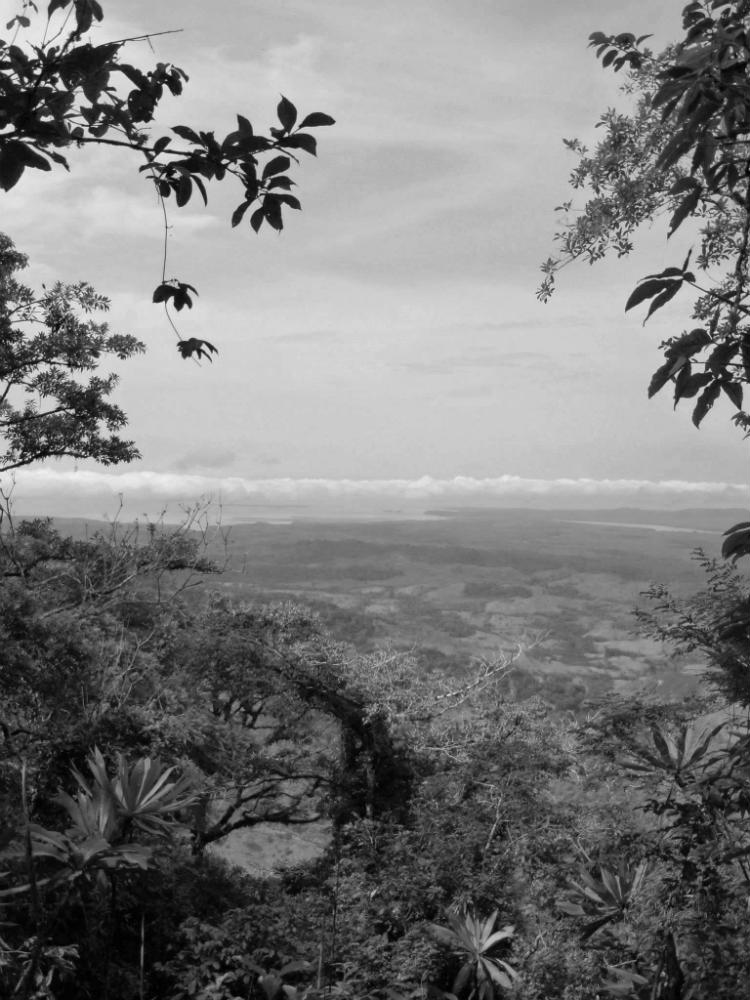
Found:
[4,0,750,517]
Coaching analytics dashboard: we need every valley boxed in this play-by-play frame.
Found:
[205,506,743,711]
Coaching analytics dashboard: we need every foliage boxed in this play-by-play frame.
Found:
[556,697,750,1000]
[54,746,197,840]
[635,549,750,705]
[557,859,648,941]
[0,0,333,356]
[429,909,517,999]
[541,1,750,446]
[0,232,143,471]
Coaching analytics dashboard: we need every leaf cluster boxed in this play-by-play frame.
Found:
[0,233,143,472]
[0,3,335,351]
[543,1,750,443]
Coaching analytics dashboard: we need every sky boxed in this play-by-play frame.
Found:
[4,0,750,518]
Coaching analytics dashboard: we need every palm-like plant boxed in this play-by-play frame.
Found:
[429,908,517,1000]
[622,722,725,785]
[557,859,648,940]
[1,749,196,900]
[55,746,197,841]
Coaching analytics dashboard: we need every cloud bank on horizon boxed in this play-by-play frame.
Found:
[4,468,749,520]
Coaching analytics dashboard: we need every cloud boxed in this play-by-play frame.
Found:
[4,468,749,521]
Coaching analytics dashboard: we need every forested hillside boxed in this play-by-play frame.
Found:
[4,1,750,998]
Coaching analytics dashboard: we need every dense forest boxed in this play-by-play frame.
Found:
[3,1,750,997]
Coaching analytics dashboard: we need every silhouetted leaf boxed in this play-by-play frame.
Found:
[262,155,291,179]
[276,193,301,210]
[668,186,702,237]
[172,125,201,143]
[625,278,672,312]
[263,196,283,231]
[172,282,198,311]
[250,207,264,233]
[692,381,721,427]
[674,369,711,403]
[706,338,737,373]
[152,283,174,304]
[722,526,750,562]
[721,380,743,409]
[177,338,217,362]
[231,200,251,227]
[277,95,297,133]
[175,173,192,207]
[299,112,336,128]
[645,281,682,322]
[648,361,674,398]
[280,133,317,156]
[0,145,26,190]
[236,113,253,136]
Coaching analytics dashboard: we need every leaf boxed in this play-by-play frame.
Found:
[625,278,672,312]
[706,338,737,373]
[656,129,695,171]
[0,145,25,191]
[263,196,283,231]
[277,95,298,133]
[250,207,265,233]
[175,173,192,207]
[236,113,253,136]
[298,112,336,128]
[648,361,674,398]
[670,175,701,195]
[581,913,619,941]
[557,900,585,916]
[725,520,750,535]
[276,193,301,210]
[668,186,702,237]
[152,283,175,304]
[644,281,682,322]
[692,380,722,427]
[231,200,251,227]
[262,155,291,180]
[280,133,317,156]
[429,923,457,948]
[177,338,218,362]
[643,266,689,279]
[721,380,743,409]
[171,124,201,143]
[193,175,208,205]
[722,527,750,562]
[172,282,198,311]
[674,370,712,402]
[483,927,514,950]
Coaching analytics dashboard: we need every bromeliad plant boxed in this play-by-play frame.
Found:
[0,749,197,998]
[55,746,198,842]
[429,908,517,1000]
[557,859,649,941]
[0,747,198,899]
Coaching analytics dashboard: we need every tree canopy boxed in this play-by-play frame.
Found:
[0,0,334,360]
[542,3,750,428]
[0,233,143,472]
[541,0,750,558]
